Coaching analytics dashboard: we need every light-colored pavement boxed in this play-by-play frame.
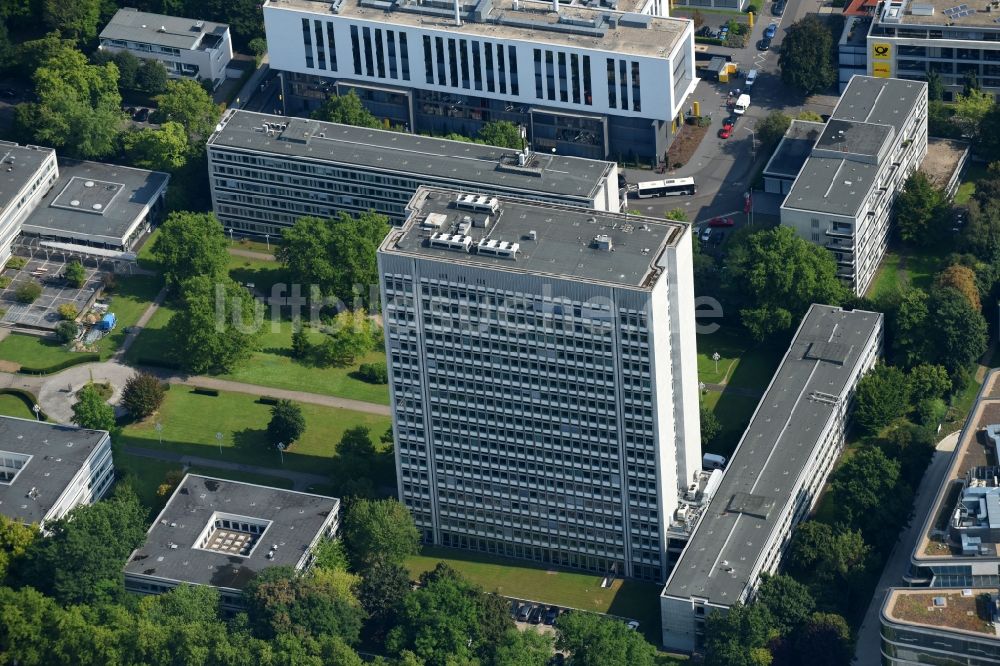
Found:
[851,431,960,665]
[121,444,328,491]
[37,362,136,423]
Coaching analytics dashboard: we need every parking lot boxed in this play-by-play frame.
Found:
[0,257,103,330]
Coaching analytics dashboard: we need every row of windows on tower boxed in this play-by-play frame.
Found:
[421,35,521,97]
[532,49,594,106]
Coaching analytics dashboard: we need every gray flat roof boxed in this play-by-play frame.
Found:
[265,0,688,58]
[782,76,925,217]
[662,305,882,607]
[208,110,614,201]
[124,475,338,590]
[381,186,685,288]
[0,142,54,214]
[763,120,823,179]
[0,416,108,525]
[878,0,1000,28]
[100,8,228,50]
[22,160,169,246]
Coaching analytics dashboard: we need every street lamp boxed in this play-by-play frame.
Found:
[699,381,706,394]
[32,404,40,421]
[215,431,223,455]
[712,351,721,374]
[277,442,285,465]
[155,422,163,444]
[264,234,270,251]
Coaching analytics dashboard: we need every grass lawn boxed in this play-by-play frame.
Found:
[866,246,943,299]
[406,545,664,645]
[123,303,174,365]
[697,327,783,391]
[702,390,761,457]
[943,372,988,432]
[228,255,292,296]
[230,237,276,255]
[869,252,902,300]
[953,163,990,206]
[0,274,161,371]
[0,394,36,419]
[117,388,391,480]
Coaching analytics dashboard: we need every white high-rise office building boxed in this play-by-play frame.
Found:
[378,187,701,582]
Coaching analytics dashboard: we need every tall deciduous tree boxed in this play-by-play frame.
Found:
[42,0,100,41]
[477,120,523,148]
[953,88,994,140]
[136,58,168,94]
[894,171,949,246]
[927,285,988,376]
[725,226,846,341]
[555,611,657,666]
[0,514,36,583]
[494,628,554,666]
[703,602,776,666]
[779,16,836,94]
[151,211,229,289]
[123,122,190,171]
[756,111,791,148]
[962,198,1000,261]
[72,383,116,431]
[312,90,382,128]
[154,79,221,144]
[830,447,907,549]
[15,44,123,158]
[792,612,853,666]
[755,574,815,634]
[908,363,951,402]
[266,399,306,446]
[121,371,165,419]
[853,363,911,434]
[888,287,930,367]
[357,559,411,640]
[165,276,262,374]
[935,264,981,311]
[342,499,420,570]
[320,309,378,367]
[926,70,944,101]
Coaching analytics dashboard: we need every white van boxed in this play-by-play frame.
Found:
[745,69,758,90]
[734,93,751,115]
[703,453,727,470]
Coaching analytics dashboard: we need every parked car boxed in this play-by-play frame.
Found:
[627,620,641,631]
[712,230,726,246]
[757,37,772,51]
[709,216,735,227]
[764,23,778,39]
[528,605,544,624]
[517,604,532,622]
[544,606,560,625]
[772,0,785,15]
[510,600,521,618]
[133,107,150,122]
[700,227,712,243]
[718,119,734,139]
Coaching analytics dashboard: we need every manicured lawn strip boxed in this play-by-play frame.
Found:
[701,390,761,458]
[229,237,276,255]
[228,255,292,296]
[696,329,747,384]
[123,302,175,366]
[906,250,943,291]
[0,394,35,419]
[0,333,71,368]
[135,227,162,272]
[185,465,294,490]
[117,388,390,478]
[953,163,989,206]
[869,252,902,299]
[405,545,664,645]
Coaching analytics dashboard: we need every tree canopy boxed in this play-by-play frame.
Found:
[555,610,657,666]
[42,0,100,41]
[477,120,524,148]
[72,383,116,432]
[853,363,911,434]
[312,90,382,128]
[151,211,229,289]
[756,111,791,149]
[267,399,306,446]
[778,16,836,94]
[154,79,222,143]
[954,88,994,140]
[342,498,421,571]
[926,285,989,377]
[894,171,949,247]
[121,372,166,420]
[935,264,981,311]
[123,122,190,172]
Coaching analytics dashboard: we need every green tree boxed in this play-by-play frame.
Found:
[312,90,381,128]
[963,198,1000,261]
[756,111,791,148]
[796,110,824,122]
[136,58,168,94]
[15,280,42,303]
[291,323,311,360]
[935,264,981,311]
[249,37,268,62]
[701,404,722,447]
[0,23,13,75]
[926,70,944,101]
[779,16,836,94]
[165,276,262,374]
[15,45,123,159]
[555,611,656,666]
[121,371,165,420]
[154,79,221,143]
[320,309,378,367]
[357,559,411,641]
[908,363,951,402]
[791,612,853,666]
[15,485,147,605]
[267,399,306,446]
[109,50,140,90]
[42,0,100,41]
[916,397,947,427]
[755,574,815,634]
[853,363,911,434]
[123,122,190,171]
[151,211,229,289]
[894,171,949,246]
[0,514,37,584]
[342,498,420,570]
[665,208,688,221]
[703,602,776,666]
[927,285,988,376]
[954,88,994,140]
[477,120,523,148]
[725,227,846,341]
[336,426,380,498]
[55,320,78,343]
[977,106,1000,158]
[494,628,554,666]
[928,100,962,139]
[64,259,85,288]
[888,287,931,367]
[831,447,906,548]
[786,521,870,610]
[72,383,116,431]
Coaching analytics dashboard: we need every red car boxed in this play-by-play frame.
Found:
[709,216,735,227]
[718,119,734,139]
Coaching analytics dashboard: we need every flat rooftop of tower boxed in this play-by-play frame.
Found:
[763,120,823,179]
[124,475,339,591]
[208,110,615,201]
[21,159,169,247]
[381,186,687,288]
[264,0,689,58]
[662,305,883,609]
[0,416,109,525]
[877,0,1000,28]
[883,588,1000,637]
[100,8,229,50]
[0,142,54,215]
[914,370,1000,562]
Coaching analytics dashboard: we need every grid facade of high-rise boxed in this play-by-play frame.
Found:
[378,187,700,582]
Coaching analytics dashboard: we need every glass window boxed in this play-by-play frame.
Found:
[423,35,434,83]
[314,21,326,70]
[534,49,543,98]
[448,39,459,87]
[571,53,580,103]
[509,45,519,95]
[400,32,409,80]
[326,23,338,71]
[302,19,314,69]
[387,30,398,78]
[459,39,470,88]
[375,28,386,77]
[558,52,568,102]
[362,27,375,76]
[606,58,616,108]
[350,26,361,75]
[485,43,495,92]
[631,61,641,111]
[472,41,482,90]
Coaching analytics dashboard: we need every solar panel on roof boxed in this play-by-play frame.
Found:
[958,4,968,10]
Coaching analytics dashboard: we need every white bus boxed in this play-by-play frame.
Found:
[635,177,697,198]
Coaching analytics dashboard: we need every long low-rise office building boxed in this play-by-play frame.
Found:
[207,109,620,235]
[780,75,927,296]
[0,143,58,266]
[661,304,882,653]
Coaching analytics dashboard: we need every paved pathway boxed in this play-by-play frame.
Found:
[852,431,960,664]
[121,445,328,491]
[228,247,277,261]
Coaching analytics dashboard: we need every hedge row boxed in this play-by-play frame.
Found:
[0,388,48,420]
[18,353,100,375]
[191,387,219,397]
[695,36,726,46]
[257,396,280,406]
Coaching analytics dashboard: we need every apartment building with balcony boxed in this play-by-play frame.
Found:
[99,9,233,88]
[378,187,701,583]
[262,0,697,162]
[0,142,57,266]
[661,304,883,653]
[206,109,620,235]
[868,0,1000,101]
[780,75,927,296]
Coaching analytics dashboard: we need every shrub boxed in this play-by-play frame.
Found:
[257,396,280,406]
[57,303,79,320]
[746,2,761,13]
[6,256,26,270]
[18,353,99,375]
[358,361,389,384]
[191,387,219,396]
[0,276,9,289]
[15,281,42,304]
[121,372,166,419]
[64,261,86,288]
[102,273,118,292]
[55,321,78,343]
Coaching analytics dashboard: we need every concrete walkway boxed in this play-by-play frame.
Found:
[121,445,328,492]
[852,431,960,665]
